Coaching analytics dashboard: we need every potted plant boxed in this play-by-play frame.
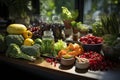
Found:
[70,21,78,34]
[61,6,78,29]
[71,21,89,37]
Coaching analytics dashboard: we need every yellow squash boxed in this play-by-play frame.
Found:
[7,24,27,34]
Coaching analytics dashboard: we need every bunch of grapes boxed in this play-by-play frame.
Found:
[28,22,52,39]
[28,26,41,39]
[79,51,113,71]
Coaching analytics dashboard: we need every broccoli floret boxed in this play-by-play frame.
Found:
[6,43,36,61]
[21,44,41,58]
[5,34,24,47]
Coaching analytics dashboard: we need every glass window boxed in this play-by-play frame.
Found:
[83,0,120,25]
[30,0,120,25]
[40,0,75,23]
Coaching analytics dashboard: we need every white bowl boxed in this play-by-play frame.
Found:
[75,58,89,69]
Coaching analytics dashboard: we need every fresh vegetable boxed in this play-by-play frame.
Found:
[53,40,67,57]
[61,6,72,20]
[6,43,36,61]
[102,35,120,61]
[77,22,89,32]
[34,38,42,45]
[102,34,117,46]
[92,21,103,36]
[58,43,83,58]
[0,34,7,53]
[5,34,24,46]
[23,30,33,39]
[71,21,89,32]
[54,40,67,52]
[61,6,78,20]
[21,44,41,58]
[7,24,27,34]
[23,38,34,46]
[41,38,54,57]
[101,14,120,35]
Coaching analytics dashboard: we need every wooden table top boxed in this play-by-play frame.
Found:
[0,54,120,80]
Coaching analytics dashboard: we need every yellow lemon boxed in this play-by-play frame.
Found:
[24,38,34,46]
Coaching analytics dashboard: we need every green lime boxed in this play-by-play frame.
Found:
[34,38,42,45]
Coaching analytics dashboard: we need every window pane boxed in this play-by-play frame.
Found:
[84,0,120,25]
[40,0,75,23]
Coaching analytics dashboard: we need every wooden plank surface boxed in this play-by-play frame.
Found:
[0,54,120,80]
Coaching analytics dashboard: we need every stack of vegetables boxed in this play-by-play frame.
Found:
[5,24,41,61]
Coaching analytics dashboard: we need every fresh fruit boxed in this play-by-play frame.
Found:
[79,51,113,71]
[79,34,103,44]
[62,54,73,59]
[7,24,27,34]
[23,30,33,39]
[28,27,41,39]
[24,38,34,46]
[58,43,83,58]
[34,38,42,45]
[45,58,58,67]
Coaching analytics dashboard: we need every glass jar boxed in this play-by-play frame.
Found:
[41,30,55,57]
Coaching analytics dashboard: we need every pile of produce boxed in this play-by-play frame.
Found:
[79,34,103,44]
[5,24,41,61]
[1,23,119,72]
[79,34,103,53]
[79,51,113,71]
[58,43,83,58]
[54,39,67,55]
[6,43,36,61]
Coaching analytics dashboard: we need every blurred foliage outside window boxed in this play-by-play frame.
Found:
[39,0,120,24]
[84,0,120,25]
[0,0,120,24]
[39,0,75,23]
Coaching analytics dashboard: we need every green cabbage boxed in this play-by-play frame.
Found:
[54,39,67,52]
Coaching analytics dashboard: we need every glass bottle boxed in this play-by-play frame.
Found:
[41,30,55,57]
